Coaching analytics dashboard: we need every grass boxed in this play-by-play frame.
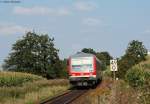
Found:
[0,72,43,87]
[1,85,68,104]
[0,72,69,104]
[74,79,139,104]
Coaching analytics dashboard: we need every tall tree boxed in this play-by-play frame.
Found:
[96,51,113,66]
[81,48,112,70]
[126,40,147,63]
[3,32,62,78]
[117,40,147,79]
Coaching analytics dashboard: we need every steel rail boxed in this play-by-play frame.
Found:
[40,90,87,104]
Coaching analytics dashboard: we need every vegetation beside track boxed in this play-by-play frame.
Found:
[0,72,69,104]
[72,56,150,104]
[0,72,43,87]
[72,78,139,104]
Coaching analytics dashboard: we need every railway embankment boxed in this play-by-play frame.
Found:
[71,57,150,104]
[71,78,139,104]
[0,72,69,104]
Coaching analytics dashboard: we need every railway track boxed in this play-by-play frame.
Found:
[40,90,88,104]
[40,79,111,104]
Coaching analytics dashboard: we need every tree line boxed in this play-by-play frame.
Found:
[2,31,148,79]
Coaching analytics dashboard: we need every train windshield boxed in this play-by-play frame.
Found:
[71,57,93,72]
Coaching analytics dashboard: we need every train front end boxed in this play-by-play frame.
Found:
[68,52,98,86]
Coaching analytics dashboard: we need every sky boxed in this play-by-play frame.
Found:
[0,0,150,67]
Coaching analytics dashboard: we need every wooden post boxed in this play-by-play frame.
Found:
[113,71,116,81]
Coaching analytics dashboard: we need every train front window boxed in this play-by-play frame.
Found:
[72,64,93,72]
[71,57,93,72]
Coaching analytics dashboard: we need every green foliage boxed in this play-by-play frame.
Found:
[117,55,136,79]
[0,76,69,104]
[126,40,147,63]
[0,72,43,87]
[125,61,150,88]
[96,51,113,66]
[96,52,112,71]
[3,32,65,78]
[60,59,68,78]
[125,66,145,87]
[117,40,147,79]
[103,66,112,77]
[81,48,96,55]
[125,62,150,104]
[81,48,112,71]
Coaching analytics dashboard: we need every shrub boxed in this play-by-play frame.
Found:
[125,64,150,88]
[125,66,145,88]
[125,57,150,104]
[103,67,112,78]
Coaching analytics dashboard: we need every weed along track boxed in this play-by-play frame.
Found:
[40,90,88,104]
[40,79,113,104]
[71,78,113,104]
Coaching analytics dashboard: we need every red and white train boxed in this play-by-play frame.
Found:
[67,52,103,86]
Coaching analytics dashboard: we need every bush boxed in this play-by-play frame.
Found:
[125,66,145,87]
[125,64,150,87]
[103,66,112,78]
[125,57,150,104]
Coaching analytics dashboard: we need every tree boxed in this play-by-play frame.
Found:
[117,40,147,79]
[96,52,112,71]
[96,51,113,66]
[59,59,68,78]
[81,48,112,70]
[126,40,147,63]
[81,48,96,55]
[3,32,62,78]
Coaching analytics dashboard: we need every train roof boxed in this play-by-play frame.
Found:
[70,52,95,58]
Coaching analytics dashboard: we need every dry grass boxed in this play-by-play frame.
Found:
[0,71,43,87]
[1,86,68,104]
[110,80,139,104]
[0,72,69,104]
[72,79,139,104]
[72,78,113,104]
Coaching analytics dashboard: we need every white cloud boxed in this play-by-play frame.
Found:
[74,1,97,11]
[82,18,101,26]
[0,24,29,35]
[13,6,70,16]
[13,6,52,15]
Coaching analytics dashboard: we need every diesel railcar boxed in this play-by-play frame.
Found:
[67,52,102,86]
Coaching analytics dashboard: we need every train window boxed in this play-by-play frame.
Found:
[72,64,93,72]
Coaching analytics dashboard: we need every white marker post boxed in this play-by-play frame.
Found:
[110,59,118,80]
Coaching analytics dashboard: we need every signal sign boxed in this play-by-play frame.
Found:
[110,59,117,71]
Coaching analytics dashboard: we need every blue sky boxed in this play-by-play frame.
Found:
[0,0,150,67]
